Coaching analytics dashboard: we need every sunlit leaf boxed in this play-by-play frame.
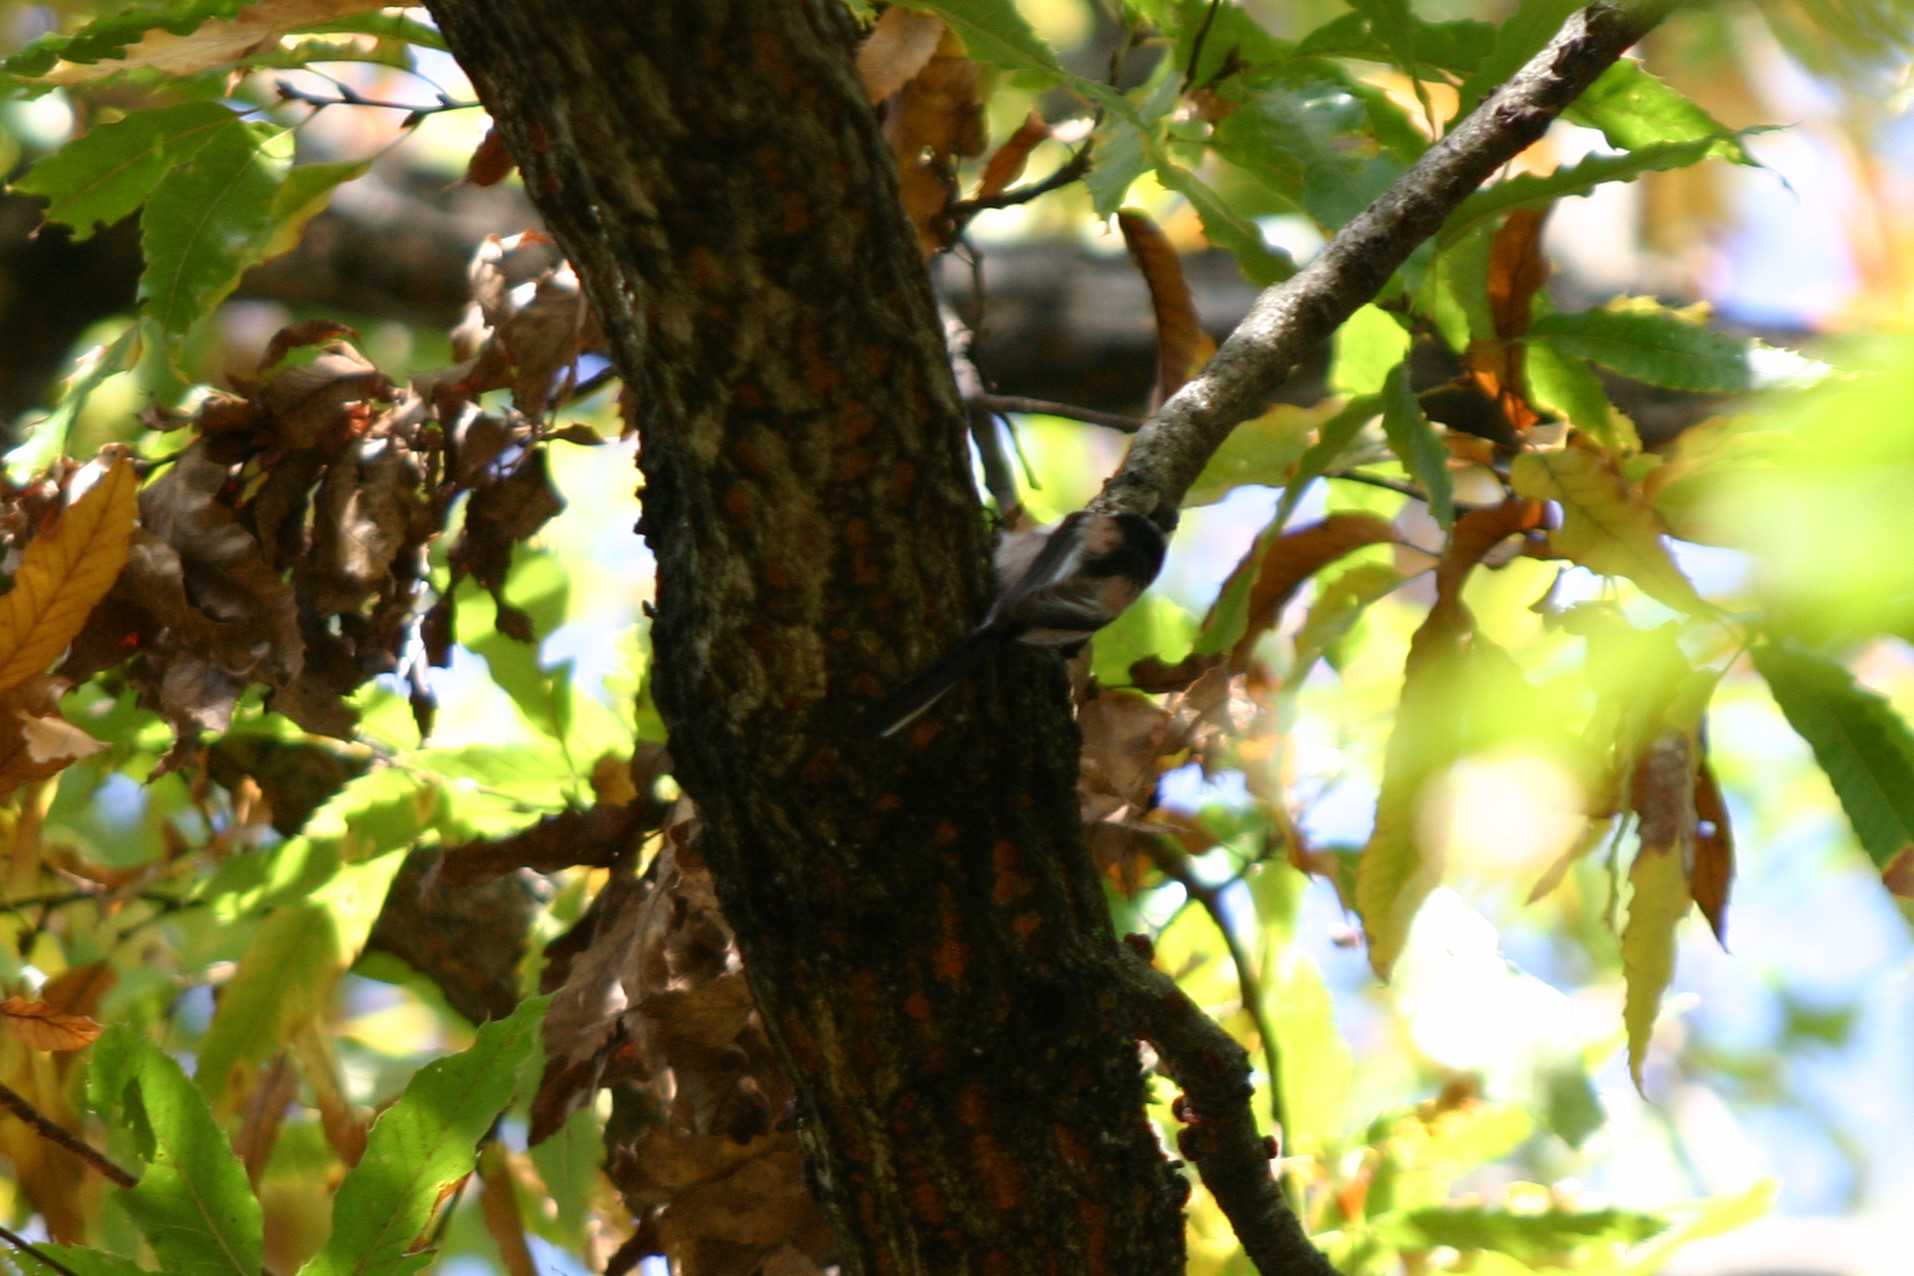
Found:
[1530,299,1829,393]
[88,1026,264,1276]
[1511,446,1702,612]
[1443,139,1725,244]
[1381,365,1454,527]
[1119,210,1213,407]
[297,996,548,1276]
[10,101,235,239]
[1753,643,1914,894]
[196,852,409,1100]
[1199,513,1398,666]
[139,119,292,338]
[0,996,102,1051]
[0,458,138,694]
[1374,1203,1665,1260]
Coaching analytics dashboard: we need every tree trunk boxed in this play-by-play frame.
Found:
[423,3,1187,1272]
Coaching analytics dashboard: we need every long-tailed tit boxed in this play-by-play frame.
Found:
[871,510,1167,737]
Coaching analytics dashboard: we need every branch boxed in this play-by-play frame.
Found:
[1110,946,1339,1276]
[0,1223,77,1276]
[0,1080,136,1188]
[1097,1,1673,521]
[1138,841,1293,1206]
[275,77,479,118]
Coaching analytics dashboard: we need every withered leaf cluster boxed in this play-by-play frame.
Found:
[22,233,603,766]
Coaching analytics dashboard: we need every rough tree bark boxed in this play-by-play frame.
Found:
[424,3,1192,1273]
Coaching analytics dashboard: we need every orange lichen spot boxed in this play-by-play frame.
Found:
[890,458,918,501]
[931,820,960,848]
[837,450,874,483]
[840,400,876,443]
[733,436,770,476]
[906,717,943,748]
[904,990,932,1022]
[982,1252,1013,1276]
[1080,1200,1112,1274]
[910,1179,948,1225]
[956,1082,989,1128]
[971,1133,1022,1212]
[687,245,723,290]
[991,840,1019,874]
[762,561,790,590]
[992,871,1031,907]
[733,381,765,411]
[526,120,550,154]
[1011,911,1042,942]
[781,1012,822,1072]
[800,746,840,785]
[783,191,812,237]
[873,792,902,813]
[933,938,969,983]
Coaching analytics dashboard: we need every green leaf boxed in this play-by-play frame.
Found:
[1621,1181,1774,1276]
[1570,60,1756,163]
[1530,300,1830,393]
[298,996,550,1276]
[1290,562,1407,677]
[1297,9,1494,73]
[11,101,236,239]
[193,766,431,922]
[896,0,1063,80]
[287,12,449,52]
[4,324,142,480]
[1375,1205,1665,1260]
[1331,304,1411,397]
[1210,61,1418,231]
[1454,0,1582,117]
[1441,138,1722,244]
[196,851,409,1100]
[1091,593,1196,685]
[1185,406,1317,506]
[139,119,292,338]
[1155,161,1294,285]
[1271,393,1380,531]
[1753,643,1914,875]
[6,1245,152,1276]
[1511,448,1702,612]
[1417,224,1493,355]
[1,1,250,80]
[262,158,372,259]
[88,1026,263,1276]
[1380,364,1453,527]
[1525,338,1640,453]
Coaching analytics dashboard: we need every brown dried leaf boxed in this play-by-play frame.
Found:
[0,677,106,797]
[478,1141,539,1276]
[1119,209,1213,409]
[259,320,361,376]
[1691,754,1734,946]
[1432,498,1547,621]
[885,28,985,255]
[34,0,382,84]
[464,124,516,188]
[257,342,392,450]
[1213,513,1399,674]
[974,110,1048,201]
[0,996,102,1051]
[856,7,945,103]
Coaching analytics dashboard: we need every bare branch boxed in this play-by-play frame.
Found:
[1097,1,1673,523]
[1111,945,1339,1276]
[0,1080,136,1188]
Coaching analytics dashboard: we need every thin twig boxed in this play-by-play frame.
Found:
[1182,0,1225,93]
[976,395,1144,433]
[949,147,1091,220]
[1139,841,1295,1210]
[1324,469,1428,502]
[0,1223,78,1276]
[275,78,479,118]
[0,1081,136,1188]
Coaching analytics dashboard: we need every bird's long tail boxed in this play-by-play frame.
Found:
[868,626,1011,738]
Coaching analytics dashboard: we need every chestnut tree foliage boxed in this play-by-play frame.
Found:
[0,1,1909,1274]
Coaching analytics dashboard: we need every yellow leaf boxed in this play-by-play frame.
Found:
[34,0,383,84]
[1512,447,1703,613]
[0,457,138,693]
[1622,733,1697,1091]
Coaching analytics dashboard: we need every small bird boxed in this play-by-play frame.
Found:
[871,510,1168,737]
